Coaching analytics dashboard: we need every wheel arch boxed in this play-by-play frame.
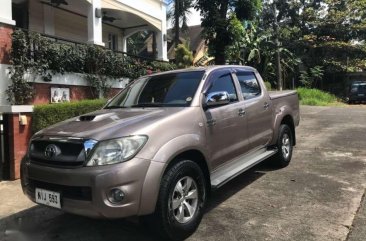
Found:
[164,149,211,195]
[138,135,211,216]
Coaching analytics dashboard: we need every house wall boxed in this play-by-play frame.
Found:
[28,0,123,50]
[28,0,44,33]
[54,7,88,43]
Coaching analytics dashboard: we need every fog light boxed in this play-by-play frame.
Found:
[108,188,125,203]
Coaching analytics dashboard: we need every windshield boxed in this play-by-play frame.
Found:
[351,82,366,92]
[105,71,205,108]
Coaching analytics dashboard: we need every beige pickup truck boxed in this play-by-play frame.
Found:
[21,66,299,240]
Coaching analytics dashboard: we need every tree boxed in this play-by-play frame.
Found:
[175,43,194,68]
[195,0,261,64]
[260,0,366,89]
[167,0,193,47]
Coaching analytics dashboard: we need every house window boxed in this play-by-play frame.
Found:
[108,33,118,51]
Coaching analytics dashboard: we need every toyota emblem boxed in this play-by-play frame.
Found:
[44,144,59,159]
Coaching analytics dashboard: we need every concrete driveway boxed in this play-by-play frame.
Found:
[1,105,366,241]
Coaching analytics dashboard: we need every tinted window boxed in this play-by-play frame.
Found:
[106,71,204,108]
[237,72,261,100]
[207,73,238,102]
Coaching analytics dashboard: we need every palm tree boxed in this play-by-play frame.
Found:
[167,0,193,47]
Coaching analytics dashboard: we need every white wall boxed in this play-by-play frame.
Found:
[0,64,11,106]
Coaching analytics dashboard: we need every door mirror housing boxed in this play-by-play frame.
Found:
[205,91,230,108]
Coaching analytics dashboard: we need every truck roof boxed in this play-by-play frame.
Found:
[148,65,257,77]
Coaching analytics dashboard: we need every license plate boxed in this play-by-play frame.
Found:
[358,94,365,97]
[35,188,61,209]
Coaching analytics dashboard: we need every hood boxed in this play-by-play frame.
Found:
[35,107,184,140]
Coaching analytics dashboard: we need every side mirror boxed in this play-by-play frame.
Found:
[205,91,230,108]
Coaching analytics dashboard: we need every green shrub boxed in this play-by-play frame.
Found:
[32,99,107,133]
[264,81,272,90]
[297,87,339,106]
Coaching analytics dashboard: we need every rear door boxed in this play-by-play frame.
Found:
[234,70,273,150]
[203,69,250,170]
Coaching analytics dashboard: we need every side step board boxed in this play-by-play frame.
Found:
[210,149,277,189]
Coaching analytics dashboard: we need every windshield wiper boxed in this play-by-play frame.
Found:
[131,103,165,108]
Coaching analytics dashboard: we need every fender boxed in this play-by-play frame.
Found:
[138,134,209,215]
[270,106,294,146]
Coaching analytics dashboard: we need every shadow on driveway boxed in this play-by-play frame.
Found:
[0,162,274,241]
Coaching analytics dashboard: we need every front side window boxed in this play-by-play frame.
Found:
[236,72,261,100]
[207,72,238,102]
[105,71,205,108]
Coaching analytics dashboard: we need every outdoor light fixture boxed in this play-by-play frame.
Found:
[95,8,102,18]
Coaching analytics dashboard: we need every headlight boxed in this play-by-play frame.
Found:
[86,136,148,166]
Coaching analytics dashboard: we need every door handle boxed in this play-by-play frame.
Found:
[264,102,270,109]
[207,119,216,126]
[238,108,246,117]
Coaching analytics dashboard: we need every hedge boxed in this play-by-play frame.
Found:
[32,99,107,133]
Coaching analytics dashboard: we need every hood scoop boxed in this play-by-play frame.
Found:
[79,115,96,121]
[78,113,115,122]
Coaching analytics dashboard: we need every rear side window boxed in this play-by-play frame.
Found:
[236,72,261,100]
[207,72,238,102]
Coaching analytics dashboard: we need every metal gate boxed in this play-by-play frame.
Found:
[0,114,10,180]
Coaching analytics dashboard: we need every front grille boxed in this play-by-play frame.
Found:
[26,178,92,201]
[29,139,86,168]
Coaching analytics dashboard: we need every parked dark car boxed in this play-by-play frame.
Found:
[348,81,366,104]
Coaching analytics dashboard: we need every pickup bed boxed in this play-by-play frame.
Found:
[21,66,299,241]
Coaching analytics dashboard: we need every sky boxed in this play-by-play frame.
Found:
[187,8,201,26]
[167,7,202,28]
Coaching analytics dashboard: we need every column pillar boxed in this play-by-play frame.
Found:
[87,0,104,46]
[157,1,168,61]
[122,36,128,52]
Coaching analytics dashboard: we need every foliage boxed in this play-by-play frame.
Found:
[175,43,193,68]
[259,0,366,88]
[297,87,339,106]
[85,74,111,99]
[264,81,272,91]
[195,0,262,64]
[167,0,193,46]
[299,66,324,88]
[225,14,246,64]
[6,30,34,104]
[7,29,176,104]
[32,99,107,133]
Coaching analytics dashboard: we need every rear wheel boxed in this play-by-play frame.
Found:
[145,160,207,241]
[274,124,294,168]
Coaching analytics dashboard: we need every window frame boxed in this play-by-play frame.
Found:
[234,70,263,101]
[202,68,242,107]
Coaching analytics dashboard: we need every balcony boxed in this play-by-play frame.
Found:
[11,0,168,60]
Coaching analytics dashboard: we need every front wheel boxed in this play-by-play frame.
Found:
[145,160,207,241]
[274,124,294,168]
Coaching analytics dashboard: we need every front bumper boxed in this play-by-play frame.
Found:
[21,156,151,218]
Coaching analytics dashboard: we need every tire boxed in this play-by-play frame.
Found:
[145,160,207,241]
[274,124,294,168]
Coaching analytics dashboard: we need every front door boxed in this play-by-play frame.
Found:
[203,69,250,170]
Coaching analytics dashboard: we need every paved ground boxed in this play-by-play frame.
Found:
[1,105,366,241]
